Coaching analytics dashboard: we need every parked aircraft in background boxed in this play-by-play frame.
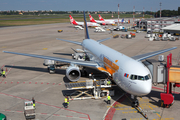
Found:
[98,14,115,25]
[98,14,130,24]
[69,15,100,27]
[3,12,176,105]
[89,14,106,25]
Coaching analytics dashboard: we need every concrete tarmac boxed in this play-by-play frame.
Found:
[0,23,180,120]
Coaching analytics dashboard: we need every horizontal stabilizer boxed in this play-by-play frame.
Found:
[56,38,82,45]
[97,37,111,43]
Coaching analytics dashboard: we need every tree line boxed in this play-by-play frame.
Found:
[1,8,180,16]
[155,9,179,17]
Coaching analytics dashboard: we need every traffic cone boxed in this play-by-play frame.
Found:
[6,68,8,72]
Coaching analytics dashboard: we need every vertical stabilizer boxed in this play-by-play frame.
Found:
[69,15,78,25]
[83,11,90,39]
[89,14,96,23]
[98,14,104,21]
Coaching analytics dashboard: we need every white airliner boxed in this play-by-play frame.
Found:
[69,15,100,27]
[89,14,106,25]
[98,14,115,25]
[3,12,176,98]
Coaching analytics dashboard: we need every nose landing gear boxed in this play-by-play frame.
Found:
[131,95,148,119]
[131,95,139,108]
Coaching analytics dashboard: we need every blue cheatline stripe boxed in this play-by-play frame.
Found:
[83,11,90,39]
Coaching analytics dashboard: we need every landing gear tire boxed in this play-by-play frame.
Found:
[131,98,139,108]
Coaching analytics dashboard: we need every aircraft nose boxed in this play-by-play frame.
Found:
[140,79,152,95]
[133,79,152,96]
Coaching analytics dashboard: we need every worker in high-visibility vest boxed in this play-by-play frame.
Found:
[67,97,69,107]
[107,95,111,104]
[64,96,69,108]
[107,80,111,85]
[32,97,35,108]
[0,69,6,78]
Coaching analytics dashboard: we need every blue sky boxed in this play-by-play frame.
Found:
[0,0,179,12]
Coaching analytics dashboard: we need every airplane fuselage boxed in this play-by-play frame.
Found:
[82,39,152,96]
[76,22,100,27]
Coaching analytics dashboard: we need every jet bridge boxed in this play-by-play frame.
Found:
[143,54,180,107]
[64,78,115,100]
[142,57,167,85]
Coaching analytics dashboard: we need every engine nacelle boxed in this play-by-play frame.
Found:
[102,23,106,25]
[66,64,81,82]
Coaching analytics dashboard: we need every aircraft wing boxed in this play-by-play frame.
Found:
[56,38,82,45]
[3,51,98,68]
[131,47,177,61]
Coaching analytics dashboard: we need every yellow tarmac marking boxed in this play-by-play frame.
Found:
[149,106,161,118]
[152,118,174,120]
[130,118,143,120]
[1,46,6,48]
[43,48,48,50]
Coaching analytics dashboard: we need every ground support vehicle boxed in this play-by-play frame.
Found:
[24,101,35,119]
[64,76,115,100]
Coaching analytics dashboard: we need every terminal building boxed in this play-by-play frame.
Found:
[136,18,175,32]
[161,24,180,34]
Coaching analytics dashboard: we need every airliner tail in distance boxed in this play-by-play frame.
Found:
[69,15,78,25]
[98,14,104,21]
[89,14,97,23]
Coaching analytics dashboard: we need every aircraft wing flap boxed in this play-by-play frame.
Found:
[131,47,177,61]
[3,51,98,68]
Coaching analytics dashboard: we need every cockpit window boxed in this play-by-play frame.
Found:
[130,75,137,80]
[138,76,144,80]
[145,74,151,80]
[130,74,151,81]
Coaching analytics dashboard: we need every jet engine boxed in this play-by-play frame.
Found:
[66,64,81,82]
[102,23,106,25]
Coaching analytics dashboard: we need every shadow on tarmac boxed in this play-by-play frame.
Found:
[53,52,72,56]
[5,65,66,75]
[146,89,180,107]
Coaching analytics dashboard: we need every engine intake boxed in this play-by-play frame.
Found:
[66,64,81,82]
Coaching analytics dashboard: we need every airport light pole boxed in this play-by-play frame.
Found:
[160,2,162,18]
[151,8,152,18]
[118,4,119,26]
[133,6,135,26]
[143,7,144,19]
